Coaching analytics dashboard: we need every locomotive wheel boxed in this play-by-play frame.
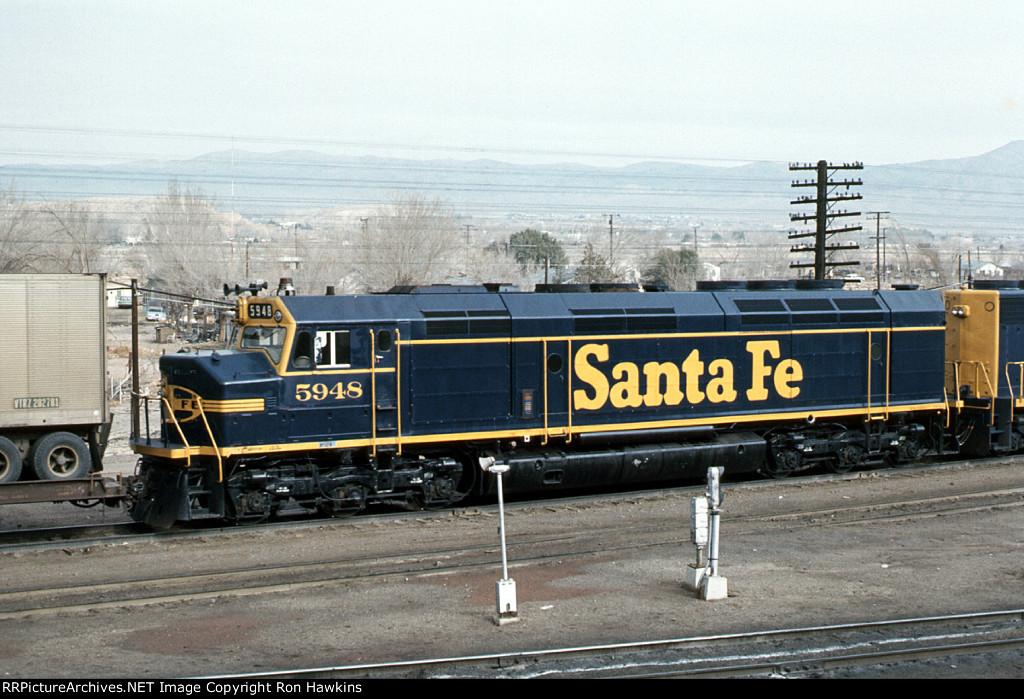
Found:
[766,445,800,479]
[319,484,367,518]
[824,457,850,474]
[829,443,865,474]
[236,490,275,524]
[29,432,91,480]
[0,437,23,483]
[1011,430,1024,452]
[892,437,926,468]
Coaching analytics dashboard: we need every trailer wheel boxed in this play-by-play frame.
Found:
[0,437,23,483]
[29,432,91,480]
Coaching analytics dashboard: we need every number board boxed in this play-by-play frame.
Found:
[248,302,276,321]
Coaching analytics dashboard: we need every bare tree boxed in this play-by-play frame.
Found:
[0,184,43,272]
[146,182,224,296]
[595,220,641,282]
[353,193,462,291]
[289,225,352,295]
[913,242,954,286]
[41,201,106,273]
[465,244,535,289]
[885,223,917,284]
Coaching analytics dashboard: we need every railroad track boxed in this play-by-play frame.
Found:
[1,474,1021,620]
[201,610,1024,679]
[1,455,1018,552]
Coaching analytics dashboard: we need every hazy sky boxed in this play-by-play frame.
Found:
[2,0,1022,166]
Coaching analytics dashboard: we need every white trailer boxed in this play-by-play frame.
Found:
[0,274,112,483]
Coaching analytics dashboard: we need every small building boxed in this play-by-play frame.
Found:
[967,262,1005,279]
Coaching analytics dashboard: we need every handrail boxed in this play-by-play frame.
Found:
[194,396,223,483]
[947,359,997,398]
[885,330,891,418]
[542,338,549,445]
[370,329,377,458]
[942,364,952,429]
[566,339,573,444]
[395,328,402,456]
[159,396,193,468]
[1004,361,1024,428]
[1005,361,1024,402]
[947,359,997,425]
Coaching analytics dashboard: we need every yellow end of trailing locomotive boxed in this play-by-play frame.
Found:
[945,288,999,399]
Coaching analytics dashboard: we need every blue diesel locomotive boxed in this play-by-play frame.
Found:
[129,278,1013,528]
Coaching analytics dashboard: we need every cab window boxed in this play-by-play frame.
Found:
[292,331,314,369]
[315,330,351,368]
[241,325,287,363]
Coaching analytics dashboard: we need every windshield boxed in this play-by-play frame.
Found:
[240,325,287,363]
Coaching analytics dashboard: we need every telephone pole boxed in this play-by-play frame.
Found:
[606,214,617,267]
[789,160,863,280]
[868,211,889,289]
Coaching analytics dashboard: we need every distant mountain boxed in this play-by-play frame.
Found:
[2,142,1022,236]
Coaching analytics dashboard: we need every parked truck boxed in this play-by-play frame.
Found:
[0,273,112,483]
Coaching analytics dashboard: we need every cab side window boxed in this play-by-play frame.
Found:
[292,331,314,369]
[315,330,352,368]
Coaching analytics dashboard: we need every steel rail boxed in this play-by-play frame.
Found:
[3,486,1021,620]
[3,462,1021,557]
[197,609,1024,679]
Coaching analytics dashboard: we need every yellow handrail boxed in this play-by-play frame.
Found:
[395,328,402,456]
[159,396,193,469]
[947,359,997,425]
[1004,361,1024,428]
[370,329,377,458]
[194,396,224,483]
[542,338,549,445]
[566,339,573,444]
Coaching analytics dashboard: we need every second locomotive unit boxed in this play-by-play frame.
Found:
[130,278,964,528]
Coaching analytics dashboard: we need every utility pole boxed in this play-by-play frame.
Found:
[868,212,889,289]
[789,160,863,280]
[606,214,617,267]
[130,278,140,441]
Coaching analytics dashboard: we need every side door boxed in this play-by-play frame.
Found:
[370,325,403,454]
[866,329,891,417]
[542,338,571,441]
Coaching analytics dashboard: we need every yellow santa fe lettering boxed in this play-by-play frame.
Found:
[610,362,643,408]
[682,349,706,405]
[573,343,610,410]
[746,340,780,401]
[745,340,803,401]
[706,358,737,403]
[774,358,803,398]
[642,362,683,407]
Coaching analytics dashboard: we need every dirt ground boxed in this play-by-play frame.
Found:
[1,457,1022,678]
